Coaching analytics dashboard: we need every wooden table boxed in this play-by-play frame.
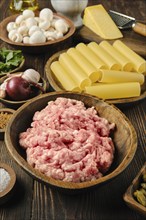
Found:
[0,0,146,219]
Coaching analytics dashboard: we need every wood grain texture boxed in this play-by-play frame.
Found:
[0,1,146,220]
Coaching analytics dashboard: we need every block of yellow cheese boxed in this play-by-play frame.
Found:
[83,4,123,39]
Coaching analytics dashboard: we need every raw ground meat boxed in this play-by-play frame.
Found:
[19,97,115,182]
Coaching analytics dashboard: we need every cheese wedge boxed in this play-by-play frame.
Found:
[83,4,123,39]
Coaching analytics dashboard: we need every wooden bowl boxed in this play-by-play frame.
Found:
[0,72,47,109]
[0,163,16,205]
[0,108,15,140]
[0,13,75,54]
[45,50,146,107]
[123,163,146,217]
[5,91,137,193]
[0,56,25,78]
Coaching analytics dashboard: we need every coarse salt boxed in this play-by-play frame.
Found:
[0,168,11,192]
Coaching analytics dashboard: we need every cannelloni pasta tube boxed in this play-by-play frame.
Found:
[59,53,91,89]
[67,48,100,82]
[113,40,146,74]
[85,82,141,99]
[50,61,80,91]
[76,43,108,70]
[88,42,121,70]
[99,41,134,72]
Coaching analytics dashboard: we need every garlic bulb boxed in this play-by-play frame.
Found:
[29,31,46,44]
[22,69,40,83]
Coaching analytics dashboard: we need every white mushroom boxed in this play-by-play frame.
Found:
[39,8,53,21]
[9,32,23,43]
[22,69,40,83]
[44,30,58,40]
[8,29,17,39]
[54,19,69,34]
[17,25,28,36]
[29,30,46,44]
[28,25,41,36]
[39,20,50,31]
[6,22,17,32]
[25,17,37,29]
[23,36,30,44]
[56,31,63,39]
[34,16,42,24]
[15,15,25,25]
[22,9,35,19]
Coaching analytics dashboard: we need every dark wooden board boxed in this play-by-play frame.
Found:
[76,26,146,58]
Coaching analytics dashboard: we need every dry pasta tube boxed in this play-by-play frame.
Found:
[50,61,80,91]
[59,52,91,89]
[76,43,108,70]
[85,82,141,99]
[67,48,101,82]
[98,69,144,85]
[113,40,146,74]
[99,41,134,72]
[88,42,121,70]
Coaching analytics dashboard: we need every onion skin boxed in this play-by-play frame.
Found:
[6,77,31,101]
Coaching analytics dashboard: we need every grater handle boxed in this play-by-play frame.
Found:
[132,22,146,37]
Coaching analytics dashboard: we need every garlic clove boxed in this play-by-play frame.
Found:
[22,9,35,19]
[39,8,53,21]
[29,30,46,44]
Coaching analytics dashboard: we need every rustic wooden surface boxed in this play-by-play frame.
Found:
[0,0,146,220]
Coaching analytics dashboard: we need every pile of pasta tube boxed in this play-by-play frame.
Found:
[50,40,146,99]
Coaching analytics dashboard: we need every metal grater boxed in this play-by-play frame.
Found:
[109,10,136,29]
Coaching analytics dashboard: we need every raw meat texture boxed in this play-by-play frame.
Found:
[19,97,115,182]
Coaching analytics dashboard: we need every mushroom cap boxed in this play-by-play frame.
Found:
[39,20,51,31]
[29,30,46,44]
[54,19,69,34]
[25,17,37,29]
[39,8,53,21]
[23,9,35,19]
[28,25,41,36]
[6,22,17,32]
[15,15,25,25]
